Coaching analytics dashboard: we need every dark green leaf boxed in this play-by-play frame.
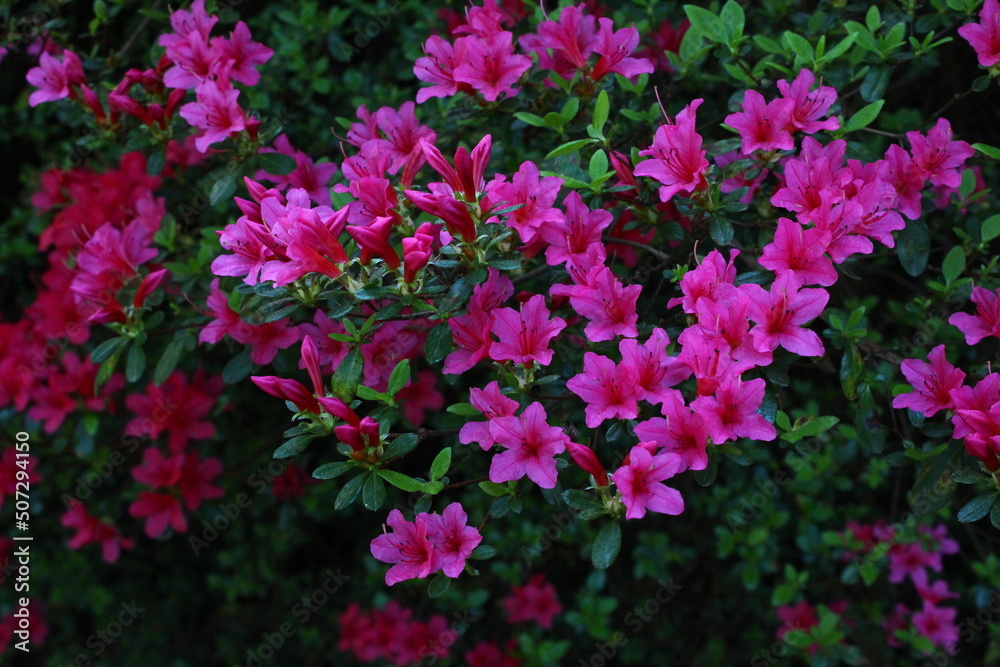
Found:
[209,172,237,206]
[334,473,367,510]
[222,350,253,384]
[684,5,727,43]
[378,469,424,492]
[860,67,890,103]
[362,474,387,510]
[125,343,146,383]
[387,359,411,397]
[383,433,419,460]
[423,324,453,365]
[427,573,451,598]
[897,218,930,276]
[546,138,596,159]
[709,215,734,246]
[273,434,316,459]
[941,246,965,285]
[470,544,497,560]
[257,151,298,176]
[973,142,1000,160]
[153,333,185,385]
[91,337,126,364]
[592,521,621,569]
[951,470,985,485]
[844,100,885,133]
[430,447,452,481]
[958,495,997,522]
[331,348,364,400]
[313,461,355,479]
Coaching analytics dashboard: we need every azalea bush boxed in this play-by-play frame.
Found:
[4,0,1000,664]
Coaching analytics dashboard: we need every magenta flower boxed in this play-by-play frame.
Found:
[565,441,609,486]
[667,248,740,314]
[521,4,598,80]
[503,574,562,629]
[611,445,685,520]
[453,32,532,101]
[776,68,840,134]
[129,492,187,538]
[414,35,466,102]
[912,602,959,651]
[370,510,439,586]
[758,218,837,287]
[589,19,654,81]
[619,328,689,406]
[487,402,569,488]
[61,500,135,563]
[725,90,795,154]
[743,272,829,357]
[567,352,640,428]
[691,376,776,445]
[489,294,566,367]
[178,80,246,153]
[460,381,520,451]
[483,160,564,243]
[949,286,1000,344]
[255,134,337,206]
[210,21,273,86]
[425,503,483,577]
[125,371,223,452]
[634,398,713,471]
[958,0,1000,67]
[551,265,640,342]
[906,118,975,189]
[891,345,966,417]
[634,98,709,202]
[26,49,86,107]
[178,453,224,511]
[540,191,612,272]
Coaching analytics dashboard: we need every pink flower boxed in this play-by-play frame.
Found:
[521,5,598,80]
[414,35,467,102]
[370,510,439,585]
[540,191,612,273]
[912,602,959,652]
[958,0,1000,67]
[503,574,562,629]
[906,118,975,189]
[634,98,709,202]
[209,21,273,86]
[634,398,713,471]
[178,79,246,153]
[776,68,839,134]
[178,453,224,510]
[26,50,86,106]
[61,499,135,563]
[255,134,337,206]
[618,328,689,405]
[460,381,520,450]
[589,19,654,81]
[891,345,965,417]
[743,273,829,357]
[129,492,187,538]
[488,402,569,488]
[949,286,1000,344]
[550,265,640,342]
[483,160,564,243]
[566,352,639,428]
[667,248,740,313]
[612,445,685,519]
[725,90,795,154]
[125,371,223,452]
[425,503,483,577]
[565,441,609,486]
[758,218,837,287]
[691,376,776,444]
[453,31,532,101]
[489,294,566,367]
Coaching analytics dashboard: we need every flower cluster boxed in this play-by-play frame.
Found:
[337,601,452,665]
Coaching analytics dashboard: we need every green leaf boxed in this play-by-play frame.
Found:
[592,521,621,569]
[592,90,609,133]
[153,333,185,385]
[973,142,1000,160]
[469,544,497,560]
[992,502,1000,530]
[709,215,734,246]
[783,31,814,64]
[427,573,451,598]
[446,403,480,416]
[958,494,997,522]
[423,324,453,364]
[378,469,424,492]
[430,447,452,481]
[981,214,1000,243]
[684,5,727,43]
[125,343,146,383]
[546,138,597,159]
[257,151,298,175]
[941,246,965,285]
[222,350,253,384]
[331,348,364,400]
[312,462,355,479]
[951,470,985,485]
[844,100,885,133]
[334,473,367,510]
[91,337,126,364]
[146,150,166,176]
[362,474,386,510]
[422,480,445,495]
[513,112,549,128]
[959,167,978,200]
[273,434,316,459]
[479,480,510,497]
[719,0,745,42]
[897,218,930,277]
[860,66,890,103]
[693,454,719,486]
[209,172,237,206]
[387,359,411,397]
[383,433,419,460]
[821,32,857,62]
[589,149,609,182]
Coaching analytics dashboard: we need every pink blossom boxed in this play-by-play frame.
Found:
[460,381,520,450]
[489,294,566,367]
[612,445,685,519]
[776,68,839,134]
[129,492,187,538]
[758,218,837,287]
[483,161,564,243]
[906,118,975,189]
[667,248,740,313]
[958,0,1000,67]
[634,398,713,471]
[255,134,337,206]
[488,402,569,488]
[635,98,709,202]
[370,510,439,585]
[425,503,483,577]
[589,18,654,81]
[178,79,246,153]
[125,371,223,452]
[619,328,689,405]
[550,265,640,342]
[503,574,562,629]
[453,32,532,101]
[949,286,1000,344]
[566,352,639,428]
[725,90,795,154]
[61,499,135,563]
[743,272,829,357]
[691,376,776,444]
[26,49,86,106]
[540,191,612,272]
[891,345,966,417]
[912,602,959,652]
[209,21,273,86]
[521,5,598,80]
[414,35,468,102]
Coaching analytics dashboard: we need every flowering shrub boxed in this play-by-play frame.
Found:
[5,0,1000,663]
